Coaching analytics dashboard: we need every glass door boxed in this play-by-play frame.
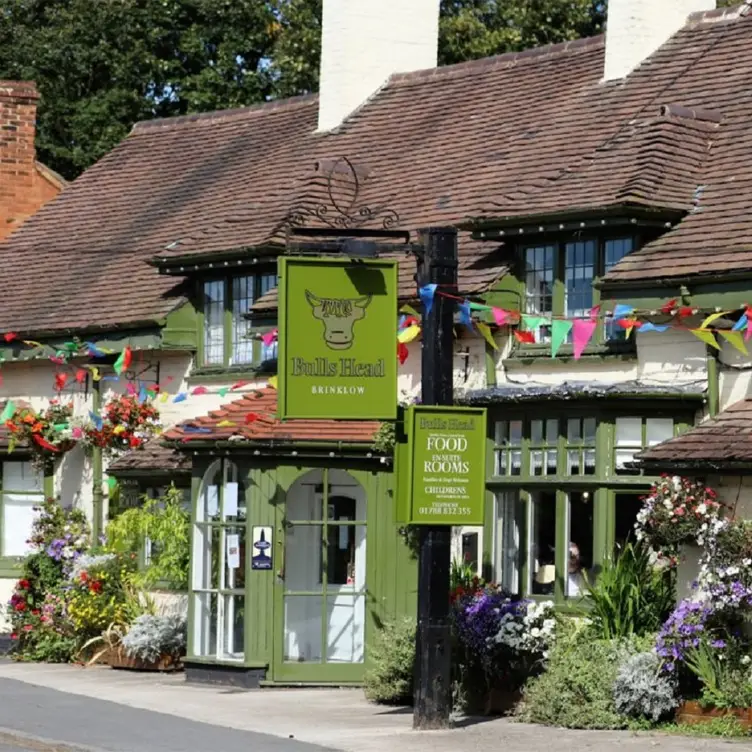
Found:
[275,468,367,683]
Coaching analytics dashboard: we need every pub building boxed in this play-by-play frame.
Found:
[2,0,751,687]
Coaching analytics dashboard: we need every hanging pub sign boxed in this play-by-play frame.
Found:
[405,405,488,525]
[277,256,398,420]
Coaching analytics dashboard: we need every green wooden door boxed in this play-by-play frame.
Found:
[272,468,367,683]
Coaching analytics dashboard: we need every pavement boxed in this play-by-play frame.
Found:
[0,661,750,752]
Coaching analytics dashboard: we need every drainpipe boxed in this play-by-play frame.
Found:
[91,379,103,540]
[706,346,719,418]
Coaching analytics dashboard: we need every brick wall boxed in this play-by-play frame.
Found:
[0,80,62,241]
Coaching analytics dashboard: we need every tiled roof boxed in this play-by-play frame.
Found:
[163,388,380,446]
[3,7,752,334]
[637,399,752,468]
[106,438,191,475]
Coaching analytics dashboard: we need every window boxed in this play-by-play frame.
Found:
[495,420,523,476]
[521,236,635,344]
[2,462,44,557]
[527,491,556,596]
[494,492,521,595]
[192,460,246,660]
[566,491,594,597]
[615,416,674,470]
[202,272,277,368]
[530,419,558,476]
[566,417,597,475]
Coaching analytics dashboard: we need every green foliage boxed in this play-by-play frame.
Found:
[450,558,480,591]
[612,651,680,723]
[660,716,751,738]
[371,422,396,454]
[585,542,674,639]
[121,613,187,663]
[518,622,654,729]
[363,618,416,705]
[684,638,752,710]
[105,485,190,590]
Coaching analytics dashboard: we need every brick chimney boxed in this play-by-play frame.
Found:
[0,81,62,240]
[603,0,715,82]
[317,0,440,132]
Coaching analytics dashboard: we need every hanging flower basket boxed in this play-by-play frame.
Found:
[5,401,77,471]
[634,475,728,565]
[85,394,161,457]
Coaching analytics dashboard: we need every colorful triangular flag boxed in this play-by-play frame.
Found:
[690,329,720,350]
[718,330,749,355]
[551,319,573,358]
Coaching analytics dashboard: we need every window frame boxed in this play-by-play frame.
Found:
[0,460,51,572]
[197,271,278,371]
[517,233,639,351]
[488,407,695,606]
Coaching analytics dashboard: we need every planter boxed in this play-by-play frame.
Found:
[676,700,752,729]
[102,646,183,672]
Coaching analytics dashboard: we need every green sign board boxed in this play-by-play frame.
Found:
[277,256,398,420]
[406,406,488,525]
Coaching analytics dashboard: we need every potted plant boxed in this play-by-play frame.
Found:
[634,476,727,599]
[117,613,187,671]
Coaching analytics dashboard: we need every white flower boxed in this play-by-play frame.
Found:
[697,503,707,515]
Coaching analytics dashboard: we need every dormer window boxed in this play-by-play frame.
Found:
[523,236,634,343]
[201,272,277,368]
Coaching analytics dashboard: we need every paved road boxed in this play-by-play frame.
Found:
[0,677,330,752]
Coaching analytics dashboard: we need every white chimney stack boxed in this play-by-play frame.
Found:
[317,0,440,132]
[603,0,715,82]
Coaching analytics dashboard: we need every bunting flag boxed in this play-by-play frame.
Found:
[32,434,60,452]
[572,319,597,359]
[191,386,209,396]
[419,284,437,317]
[217,387,230,398]
[172,392,187,403]
[261,329,278,347]
[613,304,634,319]
[458,300,474,332]
[702,310,731,329]
[690,329,720,350]
[397,342,409,365]
[521,315,547,334]
[3,332,17,343]
[0,400,15,422]
[113,346,132,375]
[639,323,669,333]
[217,420,235,427]
[719,330,749,355]
[514,330,536,344]
[397,325,421,344]
[492,307,507,327]
[75,369,87,384]
[267,375,278,390]
[89,411,104,430]
[476,322,498,351]
[551,319,573,358]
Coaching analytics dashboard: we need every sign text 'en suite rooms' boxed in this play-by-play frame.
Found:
[406,406,487,526]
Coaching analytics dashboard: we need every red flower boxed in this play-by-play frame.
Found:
[89,581,102,594]
[14,602,26,612]
[10,634,17,640]
[22,624,33,632]
[18,579,30,590]
[80,571,89,583]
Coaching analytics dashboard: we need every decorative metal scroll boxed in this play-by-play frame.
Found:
[285,156,400,231]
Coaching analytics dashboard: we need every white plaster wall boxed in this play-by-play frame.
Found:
[0,579,14,631]
[492,329,707,390]
[603,0,714,81]
[718,339,752,412]
[397,334,487,403]
[712,476,752,521]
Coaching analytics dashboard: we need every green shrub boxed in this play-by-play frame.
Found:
[518,621,654,729]
[585,542,674,639]
[364,618,415,705]
[105,484,190,589]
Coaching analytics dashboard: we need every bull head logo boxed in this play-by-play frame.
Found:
[305,291,372,350]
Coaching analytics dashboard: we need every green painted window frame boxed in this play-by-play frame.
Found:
[190,458,247,662]
[488,407,694,605]
[515,233,639,353]
[0,460,54,577]
[197,271,277,370]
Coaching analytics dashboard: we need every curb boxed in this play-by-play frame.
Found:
[0,728,105,752]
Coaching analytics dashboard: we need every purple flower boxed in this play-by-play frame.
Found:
[710,639,727,649]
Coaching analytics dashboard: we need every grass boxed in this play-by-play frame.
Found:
[656,716,751,738]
